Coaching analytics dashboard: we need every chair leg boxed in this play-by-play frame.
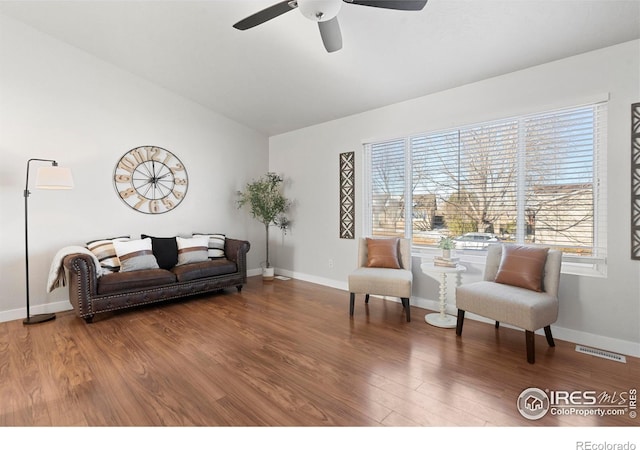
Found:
[456,310,465,336]
[526,330,535,364]
[401,297,411,322]
[544,325,555,347]
[349,293,355,316]
[495,321,500,329]
[365,294,370,304]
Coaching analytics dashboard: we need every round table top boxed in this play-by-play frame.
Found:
[420,261,467,274]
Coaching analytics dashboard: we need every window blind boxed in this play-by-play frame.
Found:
[368,139,406,238]
[364,101,607,265]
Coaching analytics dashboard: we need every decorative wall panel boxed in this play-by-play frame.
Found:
[340,152,355,239]
[632,103,640,260]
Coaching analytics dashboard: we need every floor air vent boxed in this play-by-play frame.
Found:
[575,345,626,363]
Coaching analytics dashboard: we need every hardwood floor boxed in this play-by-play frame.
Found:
[1,276,638,429]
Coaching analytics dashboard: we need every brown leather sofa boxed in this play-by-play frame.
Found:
[63,238,250,322]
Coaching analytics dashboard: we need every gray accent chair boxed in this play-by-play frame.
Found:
[455,244,562,364]
[348,238,413,322]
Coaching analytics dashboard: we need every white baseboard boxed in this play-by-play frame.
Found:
[548,327,640,359]
[0,300,73,324]
[274,268,348,291]
[412,296,640,358]
[271,268,640,359]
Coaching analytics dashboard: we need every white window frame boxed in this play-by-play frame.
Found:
[363,102,608,277]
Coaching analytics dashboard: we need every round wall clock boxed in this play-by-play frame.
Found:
[113,146,188,214]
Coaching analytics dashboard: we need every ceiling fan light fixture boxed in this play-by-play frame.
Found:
[297,0,342,22]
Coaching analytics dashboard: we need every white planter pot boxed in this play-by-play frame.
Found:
[262,267,275,281]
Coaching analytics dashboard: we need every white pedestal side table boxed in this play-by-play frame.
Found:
[420,262,467,328]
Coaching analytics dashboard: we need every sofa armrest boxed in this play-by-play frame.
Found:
[225,238,250,260]
[63,253,99,317]
[225,237,250,274]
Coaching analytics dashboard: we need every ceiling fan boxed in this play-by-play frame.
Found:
[233,0,428,53]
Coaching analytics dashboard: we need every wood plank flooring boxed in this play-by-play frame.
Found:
[1,276,638,428]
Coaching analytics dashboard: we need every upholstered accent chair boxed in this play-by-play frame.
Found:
[348,237,413,322]
[455,243,562,364]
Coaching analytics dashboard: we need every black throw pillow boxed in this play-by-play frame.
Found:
[141,235,178,270]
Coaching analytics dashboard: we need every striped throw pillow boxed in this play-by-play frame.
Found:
[176,236,209,266]
[113,238,159,272]
[192,233,226,259]
[86,236,130,272]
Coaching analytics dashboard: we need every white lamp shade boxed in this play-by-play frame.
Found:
[35,166,74,189]
[298,0,342,22]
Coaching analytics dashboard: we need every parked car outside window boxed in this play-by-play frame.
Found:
[453,232,500,250]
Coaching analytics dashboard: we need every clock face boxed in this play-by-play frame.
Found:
[113,146,188,214]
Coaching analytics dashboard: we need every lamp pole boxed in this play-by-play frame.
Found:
[23,158,60,325]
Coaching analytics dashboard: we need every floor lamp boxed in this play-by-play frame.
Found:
[24,158,74,325]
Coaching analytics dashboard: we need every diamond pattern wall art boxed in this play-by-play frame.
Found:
[632,102,640,260]
[340,152,355,239]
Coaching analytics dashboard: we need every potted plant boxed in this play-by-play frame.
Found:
[237,172,291,280]
[438,236,455,259]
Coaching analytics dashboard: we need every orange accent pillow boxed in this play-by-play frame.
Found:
[366,238,401,269]
[494,245,549,292]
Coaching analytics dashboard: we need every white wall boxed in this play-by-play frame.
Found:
[0,14,269,321]
[269,40,640,357]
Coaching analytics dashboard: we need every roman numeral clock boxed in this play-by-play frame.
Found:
[113,146,188,214]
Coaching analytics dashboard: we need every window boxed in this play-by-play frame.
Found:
[364,102,607,272]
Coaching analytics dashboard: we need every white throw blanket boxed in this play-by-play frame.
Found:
[47,246,104,292]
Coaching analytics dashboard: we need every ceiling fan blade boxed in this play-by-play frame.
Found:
[344,0,427,11]
[233,0,297,30]
[318,17,342,53]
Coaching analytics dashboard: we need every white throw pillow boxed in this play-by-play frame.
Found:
[113,238,159,272]
[176,236,210,266]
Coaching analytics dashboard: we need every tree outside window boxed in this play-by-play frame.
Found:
[365,103,606,259]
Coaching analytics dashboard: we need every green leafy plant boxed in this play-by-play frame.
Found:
[438,236,455,250]
[237,172,291,269]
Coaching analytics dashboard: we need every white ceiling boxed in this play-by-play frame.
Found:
[1,0,639,136]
